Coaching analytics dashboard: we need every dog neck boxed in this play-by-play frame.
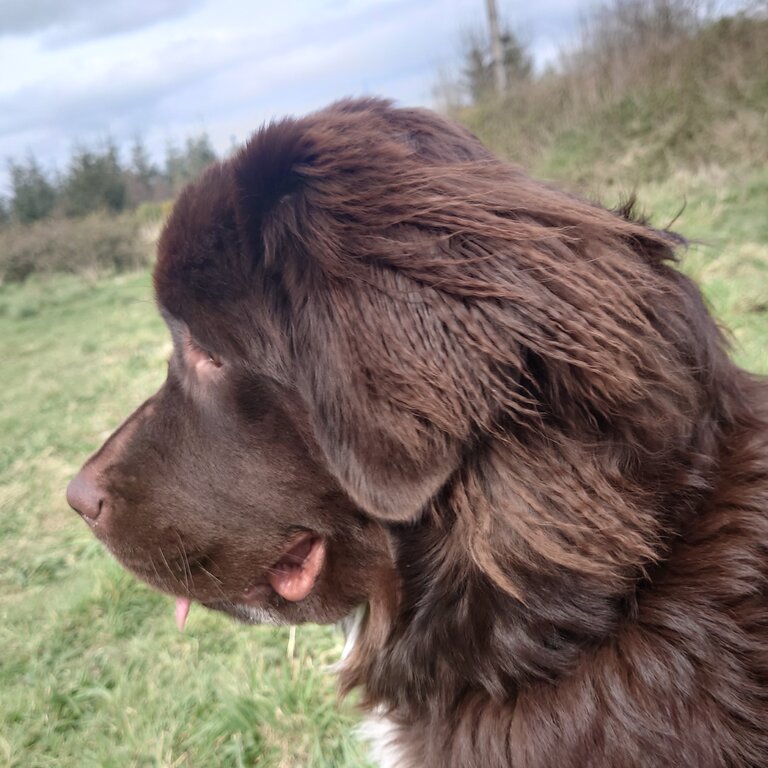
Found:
[346,400,768,768]
[340,407,736,714]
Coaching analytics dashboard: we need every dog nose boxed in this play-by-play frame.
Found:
[66,470,105,524]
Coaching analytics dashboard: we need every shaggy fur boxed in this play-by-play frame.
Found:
[69,98,768,767]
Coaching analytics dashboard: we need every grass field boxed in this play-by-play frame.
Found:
[0,277,370,767]
[1,167,766,767]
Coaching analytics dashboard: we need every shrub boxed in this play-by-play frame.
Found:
[0,214,151,284]
[61,142,127,217]
[8,156,57,224]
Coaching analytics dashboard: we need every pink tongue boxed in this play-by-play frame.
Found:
[175,597,191,632]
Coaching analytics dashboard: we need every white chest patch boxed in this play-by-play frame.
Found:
[358,711,404,768]
[338,606,407,768]
[339,604,366,662]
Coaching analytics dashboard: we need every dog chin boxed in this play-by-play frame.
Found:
[205,600,288,626]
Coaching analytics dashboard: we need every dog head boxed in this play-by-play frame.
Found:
[68,99,729,661]
[67,98,496,627]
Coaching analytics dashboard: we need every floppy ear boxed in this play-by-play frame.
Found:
[285,276,468,524]
[232,111,468,523]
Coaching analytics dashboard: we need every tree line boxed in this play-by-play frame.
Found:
[1,134,218,226]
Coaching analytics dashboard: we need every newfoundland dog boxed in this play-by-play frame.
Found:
[67,98,768,767]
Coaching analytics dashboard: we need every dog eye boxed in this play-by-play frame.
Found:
[184,335,224,371]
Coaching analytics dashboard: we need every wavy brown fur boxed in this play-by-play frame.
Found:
[150,98,768,766]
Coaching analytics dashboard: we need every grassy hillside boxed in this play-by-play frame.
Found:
[459,12,768,188]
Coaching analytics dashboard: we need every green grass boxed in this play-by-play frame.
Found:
[1,169,766,767]
[600,166,768,374]
[0,273,370,767]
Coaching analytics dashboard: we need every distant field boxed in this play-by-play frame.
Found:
[1,167,766,767]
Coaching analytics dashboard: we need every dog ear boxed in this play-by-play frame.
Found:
[232,109,468,523]
[286,276,468,524]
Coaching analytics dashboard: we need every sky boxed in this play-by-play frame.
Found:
[0,0,595,194]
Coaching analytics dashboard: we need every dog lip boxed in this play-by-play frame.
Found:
[241,532,325,605]
[114,532,327,624]
[241,582,272,603]
[272,532,322,570]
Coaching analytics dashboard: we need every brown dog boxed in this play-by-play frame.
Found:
[68,98,768,767]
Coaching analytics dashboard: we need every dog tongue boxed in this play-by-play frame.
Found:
[175,597,191,631]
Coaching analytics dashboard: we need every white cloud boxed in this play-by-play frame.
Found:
[0,0,204,45]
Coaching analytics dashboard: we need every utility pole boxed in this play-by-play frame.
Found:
[485,0,507,95]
